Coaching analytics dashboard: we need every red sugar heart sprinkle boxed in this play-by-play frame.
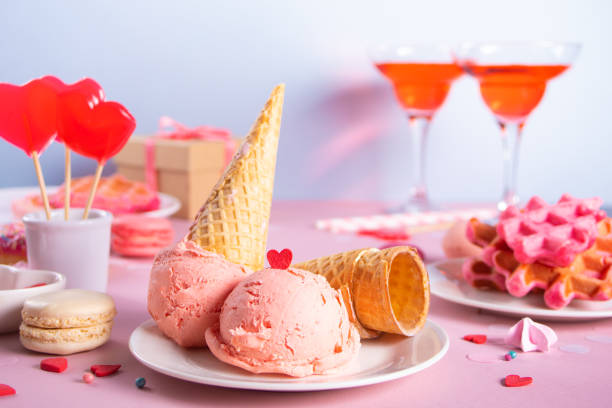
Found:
[91,364,122,377]
[504,374,533,387]
[267,249,293,269]
[0,384,16,397]
[26,282,47,288]
[463,334,487,344]
[40,357,68,373]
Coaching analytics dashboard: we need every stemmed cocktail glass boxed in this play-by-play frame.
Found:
[456,42,581,210]
[370,44,462,212]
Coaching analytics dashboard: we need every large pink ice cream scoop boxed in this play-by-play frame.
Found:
[205,267,361,377]
[148,240,252,347]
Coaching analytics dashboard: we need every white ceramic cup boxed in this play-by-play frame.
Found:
[23,209,113,292]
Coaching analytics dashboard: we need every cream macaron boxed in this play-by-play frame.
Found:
[20,289,116,355]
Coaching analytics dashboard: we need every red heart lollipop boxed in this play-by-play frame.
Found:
[51,78,105,144]
[0,77,61,156]
[58,90,135,164]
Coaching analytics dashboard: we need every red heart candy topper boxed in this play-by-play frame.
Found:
[0,76,61,156]
[58,82,135,164]
[267,249,293,269]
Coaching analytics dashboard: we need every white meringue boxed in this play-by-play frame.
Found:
[505,317,558,352]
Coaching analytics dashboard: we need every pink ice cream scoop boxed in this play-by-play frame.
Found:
[205,267,361,377]
[148,240,252,347]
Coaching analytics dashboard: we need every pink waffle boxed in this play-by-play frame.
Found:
[497,194,606,267]
[463,216,612,309]
[12,174,160,218]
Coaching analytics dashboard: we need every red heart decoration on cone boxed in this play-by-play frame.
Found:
[0,76,62,155]
[58,87,135,164]
[267,249,293,269]
[504,374,533,387]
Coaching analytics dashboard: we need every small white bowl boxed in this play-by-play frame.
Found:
[0,265,66,333]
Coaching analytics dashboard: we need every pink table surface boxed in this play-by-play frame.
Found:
[1,201,611,407]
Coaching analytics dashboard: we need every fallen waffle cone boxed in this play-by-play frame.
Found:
[338,285,380,339]
[294,246,429,336]
[187,84,285,271]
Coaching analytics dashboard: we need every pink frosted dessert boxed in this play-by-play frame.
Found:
[12,174,160,218]
[148,240,252,347]
[205,267,360,377]
[0,222,27,265]
[497,194,606,267]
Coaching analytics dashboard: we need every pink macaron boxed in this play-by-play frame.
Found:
[111,216,174,257]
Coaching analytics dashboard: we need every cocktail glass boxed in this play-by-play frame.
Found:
[456,42,581,210]
[370,44,462,212]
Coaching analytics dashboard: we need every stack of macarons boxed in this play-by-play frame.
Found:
[111,216,174,257]
[19,289,116,355]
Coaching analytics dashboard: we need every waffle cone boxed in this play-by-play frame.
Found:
[187,85,285,270]
[294,246,429,336]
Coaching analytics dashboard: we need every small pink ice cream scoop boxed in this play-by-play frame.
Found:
[148,240,252,347]
[205,267,360,377]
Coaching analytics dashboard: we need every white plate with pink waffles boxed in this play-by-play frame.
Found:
[429,258,612,321]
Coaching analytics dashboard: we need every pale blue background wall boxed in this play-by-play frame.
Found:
[1,1,610,205]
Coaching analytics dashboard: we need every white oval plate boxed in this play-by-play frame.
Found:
[129,319,449,392]
[429,258,612,321]
[141,192,181,218]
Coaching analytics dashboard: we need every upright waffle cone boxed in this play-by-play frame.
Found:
[187,84,284,270]
[294,246,429,336]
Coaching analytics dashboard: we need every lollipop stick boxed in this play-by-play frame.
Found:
[64,147,71,221]
[32,151,51,220]
[83,163,103,220]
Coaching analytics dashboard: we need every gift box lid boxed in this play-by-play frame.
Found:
[113,135,239,172]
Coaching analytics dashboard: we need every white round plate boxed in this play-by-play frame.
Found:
[429,258,612,321]
[0,186,180,222]
[129,319,449,392]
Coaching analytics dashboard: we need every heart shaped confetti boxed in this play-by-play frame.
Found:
[463,334,487,344]
[0,384,15,397]
[504,374,533,387]
[0,76,61,155]
[58,90,135,164]
[40,357,67,373]
[90,364,121,377]
[267,249,293,269]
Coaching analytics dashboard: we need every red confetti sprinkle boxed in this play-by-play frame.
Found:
[0,384,16,397]
[91,364,121,377]
[358,228,411,242]
[463,334,487,344]
[40,357,67,373]
[267,249,293,269]
[504,374,533,387]
[26,282,47,288]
